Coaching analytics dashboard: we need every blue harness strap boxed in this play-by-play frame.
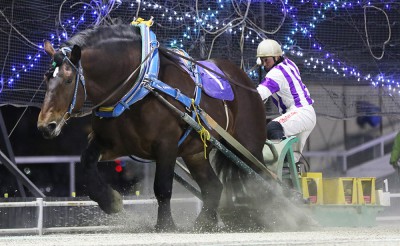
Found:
[145,49,211,145]
[95,23,159,118]
[94,21,209,146]
[146,74,207,146]
[148,76,192,108]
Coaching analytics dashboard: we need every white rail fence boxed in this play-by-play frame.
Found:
[0,197,201,235]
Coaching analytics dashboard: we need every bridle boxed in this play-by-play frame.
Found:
[49,42,256,121]
[48,47,87,122]
[49,45,157,120]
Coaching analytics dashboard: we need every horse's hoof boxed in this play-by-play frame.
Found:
[93,187,123,214]
[193,211,218,232]
[154,222,178,232]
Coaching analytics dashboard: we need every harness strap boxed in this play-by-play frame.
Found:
[148,77,192,108]
[146,75,208,147]
[158,46,258,93]
[192,99,210,159]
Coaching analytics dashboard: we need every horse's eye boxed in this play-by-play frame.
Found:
[52,67,59,77]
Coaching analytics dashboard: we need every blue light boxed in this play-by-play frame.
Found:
[6,0,399,92]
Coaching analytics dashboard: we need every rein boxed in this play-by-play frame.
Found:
[64,35,256,119]
[66,46,157,118]
[158,46,258,93]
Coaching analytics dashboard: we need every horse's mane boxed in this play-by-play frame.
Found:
[60,24,182,67]
[62,24,141,48]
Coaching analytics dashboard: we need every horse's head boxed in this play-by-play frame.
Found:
[37,41,84,139]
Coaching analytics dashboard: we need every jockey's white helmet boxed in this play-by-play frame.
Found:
[256,39,283,65]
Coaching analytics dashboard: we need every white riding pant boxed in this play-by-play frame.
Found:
[272,105,316,162]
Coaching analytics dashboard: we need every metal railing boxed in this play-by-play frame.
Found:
[8,131,397,191]
[1,195,399,235]
[12,155,136,197]
[2,141,400,234]
[303,131,398,173]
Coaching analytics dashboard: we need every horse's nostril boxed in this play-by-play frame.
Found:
[47,122,57,132]
[37,122,58,139]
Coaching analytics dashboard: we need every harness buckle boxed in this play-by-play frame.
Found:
[64,112,71,123]
[175,89,181,100]
[150,40,159,49]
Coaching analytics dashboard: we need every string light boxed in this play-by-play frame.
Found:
[3,0,398,92]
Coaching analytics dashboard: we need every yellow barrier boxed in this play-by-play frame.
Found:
[323,178,358,205]
[301,172,323,204]
[356,177,376,205]
[298,172,377,205]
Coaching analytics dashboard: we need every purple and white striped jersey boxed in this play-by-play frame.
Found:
[257,58,314,114]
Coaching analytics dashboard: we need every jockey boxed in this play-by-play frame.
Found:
[256,39,316,168]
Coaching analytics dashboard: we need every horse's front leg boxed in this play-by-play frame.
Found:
[153,143,178,232]
[81,140,123,214]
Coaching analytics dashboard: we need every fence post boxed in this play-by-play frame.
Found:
[69,161,76,197]
[37,198,44,235]
[342,154,347,174]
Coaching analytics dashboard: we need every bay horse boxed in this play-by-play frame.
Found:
[37,23,273,231]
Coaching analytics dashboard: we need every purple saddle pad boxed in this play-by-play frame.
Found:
[198,61,234,101]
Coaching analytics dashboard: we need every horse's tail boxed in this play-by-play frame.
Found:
[211,141,316,231]
[212,144,241,207]
[211,141,269,229]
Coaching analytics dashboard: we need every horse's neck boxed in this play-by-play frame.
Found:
[82,45,141,105]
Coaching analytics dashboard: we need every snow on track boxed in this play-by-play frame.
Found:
[1,226,400,246]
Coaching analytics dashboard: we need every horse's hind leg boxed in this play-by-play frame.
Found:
[183,152,223,232]
[81,140,123,214]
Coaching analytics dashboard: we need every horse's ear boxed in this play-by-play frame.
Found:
[70,45,81,65]
[44,40,55,57]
